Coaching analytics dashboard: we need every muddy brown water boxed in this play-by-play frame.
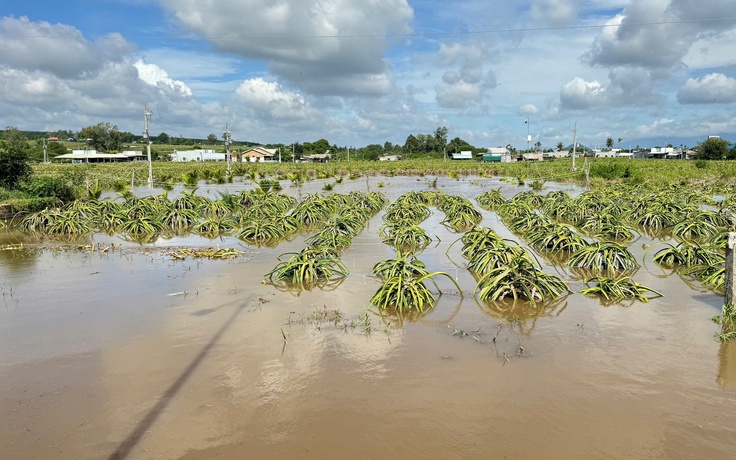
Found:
[2,176,736,459]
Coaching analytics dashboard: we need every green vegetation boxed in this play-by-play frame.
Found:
[580,277,663,303]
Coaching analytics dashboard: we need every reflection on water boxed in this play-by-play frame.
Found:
[477,297,569,335]
[718,340,736,388]
[0,246,42,272]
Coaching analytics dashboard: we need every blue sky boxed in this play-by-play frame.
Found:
[1,0,735,149]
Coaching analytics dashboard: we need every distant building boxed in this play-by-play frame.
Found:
[241,147,278,162]
[449,150,473,160]
[302,152,332,163]
[55,150,145,163]
[521,152,543,161]
[170,149,225,162]
[543,150,569,159]
[379,155,401,161]
[481,147,512,162]
[47,136,59,142]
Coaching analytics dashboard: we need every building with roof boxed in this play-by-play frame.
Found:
[55,150,145,163]
[170,149,225,162]
[241,147,278,162]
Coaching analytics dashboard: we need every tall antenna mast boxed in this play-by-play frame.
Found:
[144,105,153,187]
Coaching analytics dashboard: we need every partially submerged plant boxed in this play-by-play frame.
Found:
[568,242,639,272]
[474,256,570,303]
[651,242,722,267]
[713,303,736,341]
[265,247,349,285]
[526,223,586,253]
[579,276,663,303]
[380,224,433,251]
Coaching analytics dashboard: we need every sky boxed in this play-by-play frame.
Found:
[1,0,735,150]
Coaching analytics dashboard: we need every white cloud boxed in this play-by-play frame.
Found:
[583,0,736,72]
[0,16,134,78]
[159,0,413,96]
[677,73,736,104]
[134,60,193,97]
[434,42,497,110]
[530,0,578,26]
[560,77,607,109]
[519,104,539,115]
[235,78,315,121]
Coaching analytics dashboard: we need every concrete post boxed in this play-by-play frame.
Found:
[725,232,736,306]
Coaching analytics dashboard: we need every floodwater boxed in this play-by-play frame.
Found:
[1,175,736,459]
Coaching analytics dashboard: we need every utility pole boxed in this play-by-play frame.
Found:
[347,146,350,163]
[43,139,48,163]
[525,116,531,152]
[571,120,578,171]
[224,124,232,175]
[144,105,153,187]
[278,147,281,163]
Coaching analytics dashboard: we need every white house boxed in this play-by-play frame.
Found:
[449,150,473,160]
[170,149,226,162]
[55,150,145,163]
[379,155,401,161]
[543,150,569,159]
[241,147,278,162]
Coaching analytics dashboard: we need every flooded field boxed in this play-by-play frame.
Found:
[2,175,736,459]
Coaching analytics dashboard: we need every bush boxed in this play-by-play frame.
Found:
[23,176,77,202]
[694,159,708,169]
[590,161,631,180]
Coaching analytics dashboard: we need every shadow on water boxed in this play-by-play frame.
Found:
[108,295,254,460]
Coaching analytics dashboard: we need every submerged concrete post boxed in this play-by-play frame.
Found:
[726,232,736,306]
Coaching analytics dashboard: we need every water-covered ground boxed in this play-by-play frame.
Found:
[1,175,735,459]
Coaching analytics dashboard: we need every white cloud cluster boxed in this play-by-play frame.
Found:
[159,0,413,96]
[434,42,497,110]
[134,60,192,97]
[235,78,315,121]
[677,73,736,104]
[519,104,539,115]
[0,16,134,78]
[560,77,607,109]
[0,16,212,134]
[530,0,578,26]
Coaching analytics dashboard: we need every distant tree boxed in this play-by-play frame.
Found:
[79,122,122,152]
[362,144,383,161]
[534,141,542,151]
[606,137,614,149]
[207,133,218,143]
[617,137,623,149]
[698,137,730,160]
[434,126,448,151]
[157,132,171,144]
[556,141,564,151]
[383,141,394,153]
[311,138,331,154]
[403,134,420,153]
[447,137,474,154]
[0,127,32,189]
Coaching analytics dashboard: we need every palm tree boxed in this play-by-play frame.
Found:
[617,137,623,150]
[556,141,564,151]
[606,137,614,150]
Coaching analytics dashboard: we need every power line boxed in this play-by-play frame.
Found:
[4,17,736,40]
